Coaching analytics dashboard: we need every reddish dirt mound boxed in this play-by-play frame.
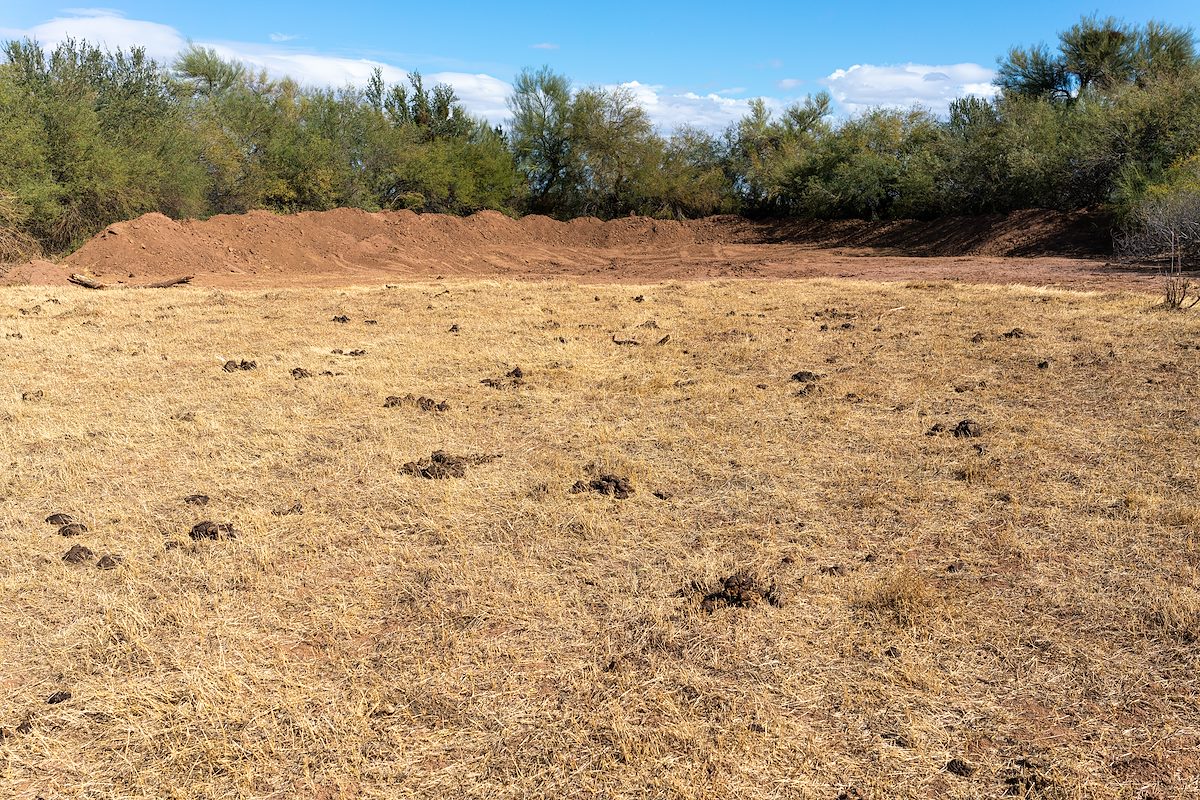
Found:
[751,209,1110,257]
[2,208,1153,290]
[0,259,71,287]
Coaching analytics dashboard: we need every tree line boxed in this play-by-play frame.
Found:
[1,14,1199,260]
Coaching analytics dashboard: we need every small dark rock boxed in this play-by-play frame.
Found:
[291,367,312,379]
[58,523,87,537]
[46,691,71,705]
[652,490,674,500]
[21,390,43,401]
[331,315,350,323]
[819,564,847,577]
[96,554,124,570]
[184,494,209,506]
[969,332,985,344]
[449,323,460,333]
[946,560,966,573]
[45,513,74,526]
[947,758,975,777]
[1002,328,1026,339]
[791,370,821,383]
[926,423,947,436]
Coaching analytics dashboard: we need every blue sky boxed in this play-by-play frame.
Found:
[2,2,1196,127]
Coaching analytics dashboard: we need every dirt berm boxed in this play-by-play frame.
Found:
[6,208,1133,289]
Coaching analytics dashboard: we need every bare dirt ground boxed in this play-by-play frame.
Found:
[2,208,1163,292]
[1,275,1198,799]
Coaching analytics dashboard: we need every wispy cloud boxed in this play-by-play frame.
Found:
[777,78,804,90]
[530,42,559,50]
[823,62,996,114]
[268,32,299,43]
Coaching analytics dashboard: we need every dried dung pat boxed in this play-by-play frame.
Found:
[96,554,124,570]
[403,451,501,480]
[45,513,74,526]
[481,366,526,389]
[952,419,982,438]
[223,359,256,372]
[570,474,634,500]
[62,544,94,564]
[190,521,236,540]
[695,572,781,613]
[384,394,449,412]
[58,523,87,537]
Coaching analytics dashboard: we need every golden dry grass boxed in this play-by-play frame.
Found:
[1,277,1198,799]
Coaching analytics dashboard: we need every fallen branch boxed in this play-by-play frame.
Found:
[69,273,193,290]
[69,273,105,289]
[139,275,193,288]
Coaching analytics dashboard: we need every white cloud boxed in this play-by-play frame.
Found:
[530,42,559,50]
[823,62,997,114]
[2,10,514,122]
[3,10,998,131]
[268,33,299,43]
[2,10,185,62]
[614,81,782,131]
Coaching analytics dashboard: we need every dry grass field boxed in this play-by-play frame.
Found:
[1,278,1198,799]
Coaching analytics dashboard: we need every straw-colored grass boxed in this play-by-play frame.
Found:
[1,278,1198,799]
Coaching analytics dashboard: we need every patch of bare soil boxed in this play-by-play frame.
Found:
[5,207,1161,291]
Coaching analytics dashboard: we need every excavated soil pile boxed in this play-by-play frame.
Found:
[5,207,1141,289]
